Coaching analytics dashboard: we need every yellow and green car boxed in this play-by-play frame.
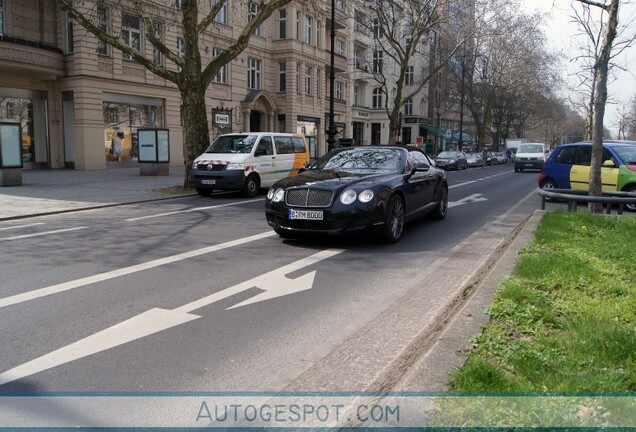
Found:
[538,141,636,211]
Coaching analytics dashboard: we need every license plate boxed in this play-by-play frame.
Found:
[524,163,534,167]
[201,179,216,185]
[288,209,324,220]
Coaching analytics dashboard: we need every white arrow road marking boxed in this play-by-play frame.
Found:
[126,198,264,222]
[0,249,344,386]
[0,223,45,231]
[0,226,88,242]
[0,231,276,310]
[448,193,488,208]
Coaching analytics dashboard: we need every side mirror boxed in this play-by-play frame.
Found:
[603,159,617,168]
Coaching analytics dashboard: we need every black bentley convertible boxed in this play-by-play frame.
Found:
[265,146,448,243]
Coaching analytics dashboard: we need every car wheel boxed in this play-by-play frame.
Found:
[540,179,558,202]
[196,187,212,197]
[242,174,260,198]
[430,185,448,220]
[623,185,636,212]
[382,195,405,243]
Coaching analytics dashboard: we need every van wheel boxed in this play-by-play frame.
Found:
[196,187,212,197]
[623,185,636,212]
[243,174,261,198]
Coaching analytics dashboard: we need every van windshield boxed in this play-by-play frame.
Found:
[204,135,257,154]
[518,144,544,153]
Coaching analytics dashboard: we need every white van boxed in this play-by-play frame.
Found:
[191,133,310,197]
[514,142,548,172]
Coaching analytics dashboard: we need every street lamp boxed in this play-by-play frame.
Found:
[326,0,337,152]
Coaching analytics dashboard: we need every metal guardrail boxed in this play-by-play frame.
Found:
[538,188,636,215]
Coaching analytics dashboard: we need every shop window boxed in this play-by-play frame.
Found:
[103,101,164,162]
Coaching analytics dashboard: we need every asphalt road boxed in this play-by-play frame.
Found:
[0,164,541,392]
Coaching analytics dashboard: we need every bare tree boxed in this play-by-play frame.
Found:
[56,0,292,187]
[574,0,619,213]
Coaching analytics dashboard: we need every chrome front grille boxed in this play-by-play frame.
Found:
[285,188,333,207]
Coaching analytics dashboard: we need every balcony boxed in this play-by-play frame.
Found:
[0,34,64,79]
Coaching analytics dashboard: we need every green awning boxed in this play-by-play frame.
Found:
[421,124,447,138]
[448,131,472,144]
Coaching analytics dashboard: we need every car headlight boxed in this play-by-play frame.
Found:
[339,189,357,205]
[192,161,198,170]
[449,159,456,164]
[358,189,374,203]
[267,188,275,200]
[272,188,285,203]
[226,163,245,170]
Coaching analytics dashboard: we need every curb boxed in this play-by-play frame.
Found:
[0,193,198,222]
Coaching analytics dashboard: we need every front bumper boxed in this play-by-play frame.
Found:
[191,168,246,190]
[265,201,386,235]
[515,160,544,170]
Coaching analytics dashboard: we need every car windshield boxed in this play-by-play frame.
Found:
[312,148,404,171]
[204,135,257,154]
[518,144,544,153]
[438,151,458,158]
[612,146,636,164]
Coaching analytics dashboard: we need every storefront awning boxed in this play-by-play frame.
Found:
[448,131,472,144]
[421,124,447,138]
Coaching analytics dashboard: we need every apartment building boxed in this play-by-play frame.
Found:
[0,0,349,170]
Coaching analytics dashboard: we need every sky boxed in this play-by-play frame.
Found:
[521,0,636,137]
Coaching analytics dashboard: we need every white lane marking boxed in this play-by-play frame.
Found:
[448,170,512,189]
[0,231,276,309]
[126,198,265,222]
[0,249,344,386]
[448,193,488,208]
[0,227,88,242]
[0,223,45,231]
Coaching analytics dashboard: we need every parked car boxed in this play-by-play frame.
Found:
[191,133,310,197]
[515,142,548,172]
[466,152,484,168]
[538,141,636,211]
[484,151,498,166]
[265,146,449,243]
[435,150,468,170]
[494,151,507,164]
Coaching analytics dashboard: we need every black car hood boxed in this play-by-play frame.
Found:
[274,169,399,190]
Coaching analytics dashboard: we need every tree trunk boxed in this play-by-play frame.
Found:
[588,0,618,213]
[181,86,210,188]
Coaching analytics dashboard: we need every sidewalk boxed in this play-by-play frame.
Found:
[0,166,193,221]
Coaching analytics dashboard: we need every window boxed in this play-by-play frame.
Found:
[316,68,321,97]
[405,66,414,85]
[373,50,383,73]
[65,13,74,53]
[177,37,185,57]
[122,13,141,59]
[316,20,322,48]
[335,0,344,11]
[305,16,313,45]
[336,39,345,56]
[296,62,301,94]
[97,6,110,56]
[575,146,592,166]
[255,136,274,155]
[354,85,359,105]
[274,136,293,154]
[175,0,182,10]
[213,47,227,84]
[0,0,5,35]
[279,9,286,39]
[354,12,365,33]
[305,66,313,95]
[279,62,286,92]
[372,18,382,39]
[554,146,576,164]
[405,38,411,53]
[152,22,162,65]
[212,0,227,24]
[296,11,301,40]
[404,98,413,116]
[248,57,261,90]
[372,88,382,108]
[249,2,261,36]
[335,81,343,100]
